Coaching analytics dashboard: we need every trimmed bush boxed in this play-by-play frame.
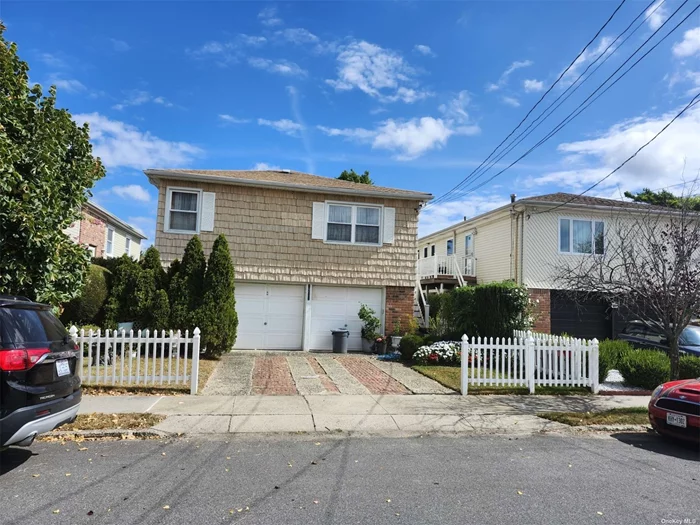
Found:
[598,339,634,383]
[168,236,206,332]
[199,234,238,358]
[398,334,424,361]
[679,355,700,379]
[61,264,110,326]
[618,350,670,390]
[141,246,167,291]
[103,255,142,328]
[148,289,171,332]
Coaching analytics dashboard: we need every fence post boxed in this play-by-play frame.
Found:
[526,336,535,394]
[461,334,469,396]
[591,338,600,394]
[70,326,81,376]
[190,327,201,395]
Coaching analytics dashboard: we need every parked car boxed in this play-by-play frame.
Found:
[618,321,700,357]
[0,295,81,448]
[648,378,700,443]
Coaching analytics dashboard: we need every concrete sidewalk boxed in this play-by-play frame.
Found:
[78,394,650,436]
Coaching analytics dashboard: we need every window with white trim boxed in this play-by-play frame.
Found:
[446,239,454,255]
[125,237,132,256]
[559,218,605,254]
[431,245,435,256]
[166,189,200,233]
[106,228,114,256]
[423,247,428,258]
[325,204,381,245]
[465,234,473,256]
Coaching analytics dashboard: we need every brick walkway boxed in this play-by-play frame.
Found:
[209,353,448,396]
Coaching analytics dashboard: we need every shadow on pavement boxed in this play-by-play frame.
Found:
[611,431,700,461]
[0,447,35,475]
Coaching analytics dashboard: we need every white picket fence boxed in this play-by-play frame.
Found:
[460,332,599,395]
[69,326,201,395]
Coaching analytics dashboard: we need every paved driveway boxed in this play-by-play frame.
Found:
[201,352,452,396]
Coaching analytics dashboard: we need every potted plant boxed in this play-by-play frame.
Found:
[358,304,381,354]
[374,334,388,355]
[390,319,403,349]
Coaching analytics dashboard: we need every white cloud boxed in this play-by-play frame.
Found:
[523,79,545,92]
[414,44,435,57]
[646,0,668,31]
[486,60,533,91]
[219,114,250,124]
[49,76,86,93]
[38,53,66,68]
[673,27,700,58]
[252,162,282,171]
[317,125,377,141]
[259,6,283,27]
[110,184,151,202]
[418,194,511,237]
[258,118,304,136]
[73,113,202,169]
[502,96,521,107]
[439,91,473,123]
[525,103,700,193]
[110,38,130,52]
[112,90,173,110]
[248,57,307,76]
[238,34,267,47]
[563,37,613,84]
[187,34,267,65]
[325,40,431,104]
[277,28,319,45]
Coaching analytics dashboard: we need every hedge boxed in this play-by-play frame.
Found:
[61,264,110,326]
[398,334,424,361]
[618,350,670,390]
[598,339,634,383]
[679,355,700,379]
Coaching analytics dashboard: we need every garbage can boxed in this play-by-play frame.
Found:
[331,329,350,354]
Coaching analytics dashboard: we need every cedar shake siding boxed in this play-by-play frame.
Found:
[153,179,421,288]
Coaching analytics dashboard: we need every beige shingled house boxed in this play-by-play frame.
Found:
[145,168,432,351]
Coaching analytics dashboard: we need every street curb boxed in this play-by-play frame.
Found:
[45,428,173,440]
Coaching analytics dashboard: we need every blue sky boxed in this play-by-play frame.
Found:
[3,1,700,243]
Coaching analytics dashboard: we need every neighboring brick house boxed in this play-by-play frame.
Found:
[417,193,659,341]
[145,168,432,351]
[65,202,146,259]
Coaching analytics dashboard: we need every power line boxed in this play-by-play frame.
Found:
[535,92,700,215]
[429,0,665,206]
[448,0,698,199]
[425,0,629,208]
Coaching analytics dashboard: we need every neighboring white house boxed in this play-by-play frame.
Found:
[418,192,659,340]
[64,201,146,259]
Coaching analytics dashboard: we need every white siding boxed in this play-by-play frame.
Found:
[474,214,512,283]
[106,224,141,259]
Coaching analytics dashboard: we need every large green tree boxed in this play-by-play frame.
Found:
[338,169,373,185]
[141,245,167,291]
[624,188,700,211]
[199,234,237,358]
[168,236,206,332]
[0,23,105,305]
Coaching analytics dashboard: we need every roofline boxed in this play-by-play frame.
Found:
[419,201,515,240]
[85,202,147,240]
[144,169,434,202]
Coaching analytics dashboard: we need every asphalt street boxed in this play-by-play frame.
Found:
[0,432,698,525]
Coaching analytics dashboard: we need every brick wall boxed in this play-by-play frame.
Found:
[529,288,551,334]
[78,210,106,257]
[385,286,414,335]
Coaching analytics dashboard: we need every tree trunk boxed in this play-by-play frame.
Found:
[669,337,681,380]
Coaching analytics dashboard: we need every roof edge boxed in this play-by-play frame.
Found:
[144,169,434,202]
[85,202,147,240]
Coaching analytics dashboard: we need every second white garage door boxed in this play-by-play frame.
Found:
[234,283,305,350]
[309,286,383,351]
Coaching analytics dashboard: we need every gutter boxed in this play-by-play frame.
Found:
[145,169,434,203]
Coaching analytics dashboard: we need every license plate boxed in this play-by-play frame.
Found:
[666,412,687,428]
[56,359,71,377]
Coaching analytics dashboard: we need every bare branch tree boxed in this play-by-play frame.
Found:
[555,197,700,379]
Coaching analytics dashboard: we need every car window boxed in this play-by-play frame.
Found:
[680,326,700,346]
[623,324,648,338]
[0,307,67,348]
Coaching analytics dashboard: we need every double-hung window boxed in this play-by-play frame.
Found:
[326,204,381,245]
[125,237,132,257]
[106,228,114,256]
[465,234,474,256]
[423,247,428,258]
[166,189,200,233]
[559,218,604,254]
[446,239,454,256]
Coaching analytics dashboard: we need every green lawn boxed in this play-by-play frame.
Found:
[412,365,592,395]
[538,407,649,426]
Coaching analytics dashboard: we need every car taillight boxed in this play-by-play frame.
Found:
[0,348,51,371]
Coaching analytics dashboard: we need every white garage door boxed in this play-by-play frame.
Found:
[309,286,383,351]
[234,283,305,350]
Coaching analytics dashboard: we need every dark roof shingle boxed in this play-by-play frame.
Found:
[521,192,653,210]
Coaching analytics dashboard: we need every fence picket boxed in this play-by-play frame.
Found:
[183,330,190,384]
[160,330,165,386]
[152,330,159,385]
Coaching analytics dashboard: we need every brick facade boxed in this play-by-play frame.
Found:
[529,288,551,334]
[78,210,106,257]
[385,286,415,335]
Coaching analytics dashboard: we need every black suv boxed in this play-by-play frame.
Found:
[0,295,81,447]
[618,320,700,358]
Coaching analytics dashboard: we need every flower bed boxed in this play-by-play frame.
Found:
[413,341,461,366]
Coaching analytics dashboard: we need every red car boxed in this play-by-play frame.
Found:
[648,378,700,443]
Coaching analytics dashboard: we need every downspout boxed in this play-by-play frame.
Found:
[519,208,525,286]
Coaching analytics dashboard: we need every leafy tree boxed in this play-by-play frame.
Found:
[141,246,167,290]
[60,265,110,326]
[103,255,142,327]
[0,23,105,305]
[148,289,171,332]
[338,169,373,185]
[624,188,700,211]
[168,236,206,332]
[199,234,237,358]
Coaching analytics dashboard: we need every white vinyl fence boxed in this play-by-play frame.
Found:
[460,331,599,395]
[70,326,201,395]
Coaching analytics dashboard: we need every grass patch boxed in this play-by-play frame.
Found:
[55,412,165,431]
[412,365,592,395]
[81,357,218,395]
[538,407,649,426]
